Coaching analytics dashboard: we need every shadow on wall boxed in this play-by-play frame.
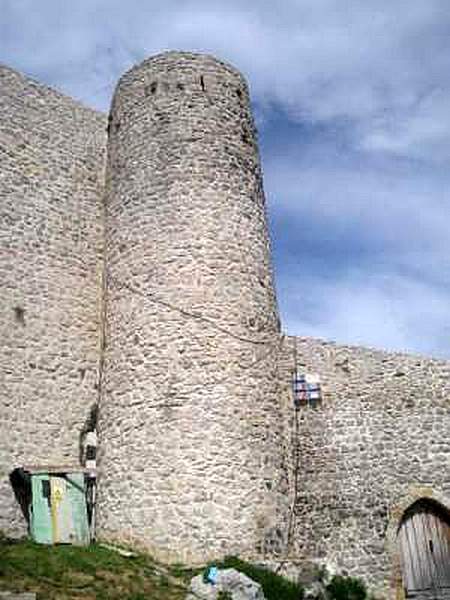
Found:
[9,468,32,528]
[78,403,98,464]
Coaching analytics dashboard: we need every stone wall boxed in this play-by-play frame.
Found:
[0,65,106,535]
[280,336,450,597]
[1,54,449,597]
[96,52,289,564]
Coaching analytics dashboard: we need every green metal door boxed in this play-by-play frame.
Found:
[29,474,52,544]
[65,473,90,545]
[29,472,90,545]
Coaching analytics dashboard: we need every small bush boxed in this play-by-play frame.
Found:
[326,575,367,600]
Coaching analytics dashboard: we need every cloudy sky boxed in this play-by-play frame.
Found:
[2,0,450,358]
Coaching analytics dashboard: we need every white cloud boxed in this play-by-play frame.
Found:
[3,0,450,142]
[360,88,450,161]
[282,270,450,359]
[266,158,450,255]
[265,143,450,357]
[1,0,450,356]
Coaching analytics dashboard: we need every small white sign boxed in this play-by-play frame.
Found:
[305,372,320,384]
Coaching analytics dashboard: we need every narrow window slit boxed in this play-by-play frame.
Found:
[145,82,157,96]
[14,306,25,326]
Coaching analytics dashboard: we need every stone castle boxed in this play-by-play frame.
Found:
[1,52,449,598]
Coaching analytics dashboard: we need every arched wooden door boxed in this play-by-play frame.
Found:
[398,499,450,599]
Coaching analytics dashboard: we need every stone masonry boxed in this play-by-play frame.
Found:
[0,51,449,598]
[279,336,450,598]
[96,52,288,564]
[0,64,106,536]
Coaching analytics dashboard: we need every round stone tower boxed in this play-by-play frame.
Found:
[96,51,287,563]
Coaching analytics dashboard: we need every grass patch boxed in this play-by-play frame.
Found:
[0,536,314,600]
[0,535,187,600]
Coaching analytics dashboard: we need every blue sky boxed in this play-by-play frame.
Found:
[2,0,450,358]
